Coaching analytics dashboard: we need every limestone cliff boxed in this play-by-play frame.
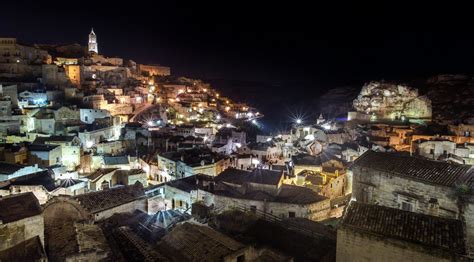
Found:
[352,81,432,120]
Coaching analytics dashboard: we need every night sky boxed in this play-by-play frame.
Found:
[2,2,474,130]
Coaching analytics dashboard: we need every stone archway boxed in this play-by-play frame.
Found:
[43,196,92,228]
[42,196,93,261]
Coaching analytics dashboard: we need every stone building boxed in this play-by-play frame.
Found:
[157,149,229,181]
[137,64,170,76]
[157,169,332,220]
[412,139,456,160]
[46,222,111,261]
[84,168,147,191]
[350,150,474,252]
[43,183,147,226]
[350,150,473,219]
[291,153,343,176]
[28,144,62,167]
[0,192,44,252]
[157,222,289,261]
[80,108,111,124]
[33,135,81,170]
[337,201,469,262]
[0,163,44,181]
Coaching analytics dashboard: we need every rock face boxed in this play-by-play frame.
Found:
[352,81,432,120]
[318,86,360,118]
[424,74,474,124]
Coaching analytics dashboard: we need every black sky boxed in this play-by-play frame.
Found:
[2,2,474,85]
[2,1,474,130]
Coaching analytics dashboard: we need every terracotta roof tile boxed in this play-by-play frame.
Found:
[341,201,467,254]
[351,151,473,187]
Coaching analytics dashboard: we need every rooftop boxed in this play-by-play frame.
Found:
[33,135,77,144]
[0,162,26,174]
[341,201,467,255]
[28,144,60,152]
[1,170,56,191]
[166,174,213,193]
[216,168,283,186]
[157,222,245,261]
[351,150,474,187]
[103,155,129,165]
[292,153,339,166]
[84,168,118,181]
[74,183,145,213]
[0,192,42,223]
[212,181,328,205]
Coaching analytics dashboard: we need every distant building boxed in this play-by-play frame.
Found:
[137,64,170,76]
[0,193,44,252]
[412,139,456,160]
[88,28,98,54]
[28,144,62,167]
[84,168,147,191]
[0,163,43,181]
[157,149,229,181]
[43,183,147,224]
[33,135,81,170]
[156,169,331,220]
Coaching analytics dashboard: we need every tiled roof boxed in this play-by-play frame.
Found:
[33,135,76,144]
[216,168,283,186]
[84,168,118,181]
[6,170,57,191]
[28,144,60,152]
[292,153,339,166]
[103,155,129,165]
[213,182,327,205]
[351,150,473,187]
[165,174,213,193]
[0,163,25,174]
[158,222,244,261]
[0,192,42,223]
[74,183,145,213]
[341,201,467,254]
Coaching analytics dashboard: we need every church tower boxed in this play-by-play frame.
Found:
[88,28,98,54]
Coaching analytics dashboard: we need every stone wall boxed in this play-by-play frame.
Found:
[202,191,331,221]
[352,166,459,219]
[93,198,147,221]
[336,227,456,262]
[0,214,44,252]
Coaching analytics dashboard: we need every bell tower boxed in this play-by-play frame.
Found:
[88,28,98,54]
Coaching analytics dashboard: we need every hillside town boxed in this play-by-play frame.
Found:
[0,30,474,261]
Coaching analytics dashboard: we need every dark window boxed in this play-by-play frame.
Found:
[288,211,296,218]
[236,255,245,262]
[430,149,434,155]
[402,202,413,212]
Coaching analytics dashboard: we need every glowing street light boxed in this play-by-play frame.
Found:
[252,119,257,125]
[296,119,302,124]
